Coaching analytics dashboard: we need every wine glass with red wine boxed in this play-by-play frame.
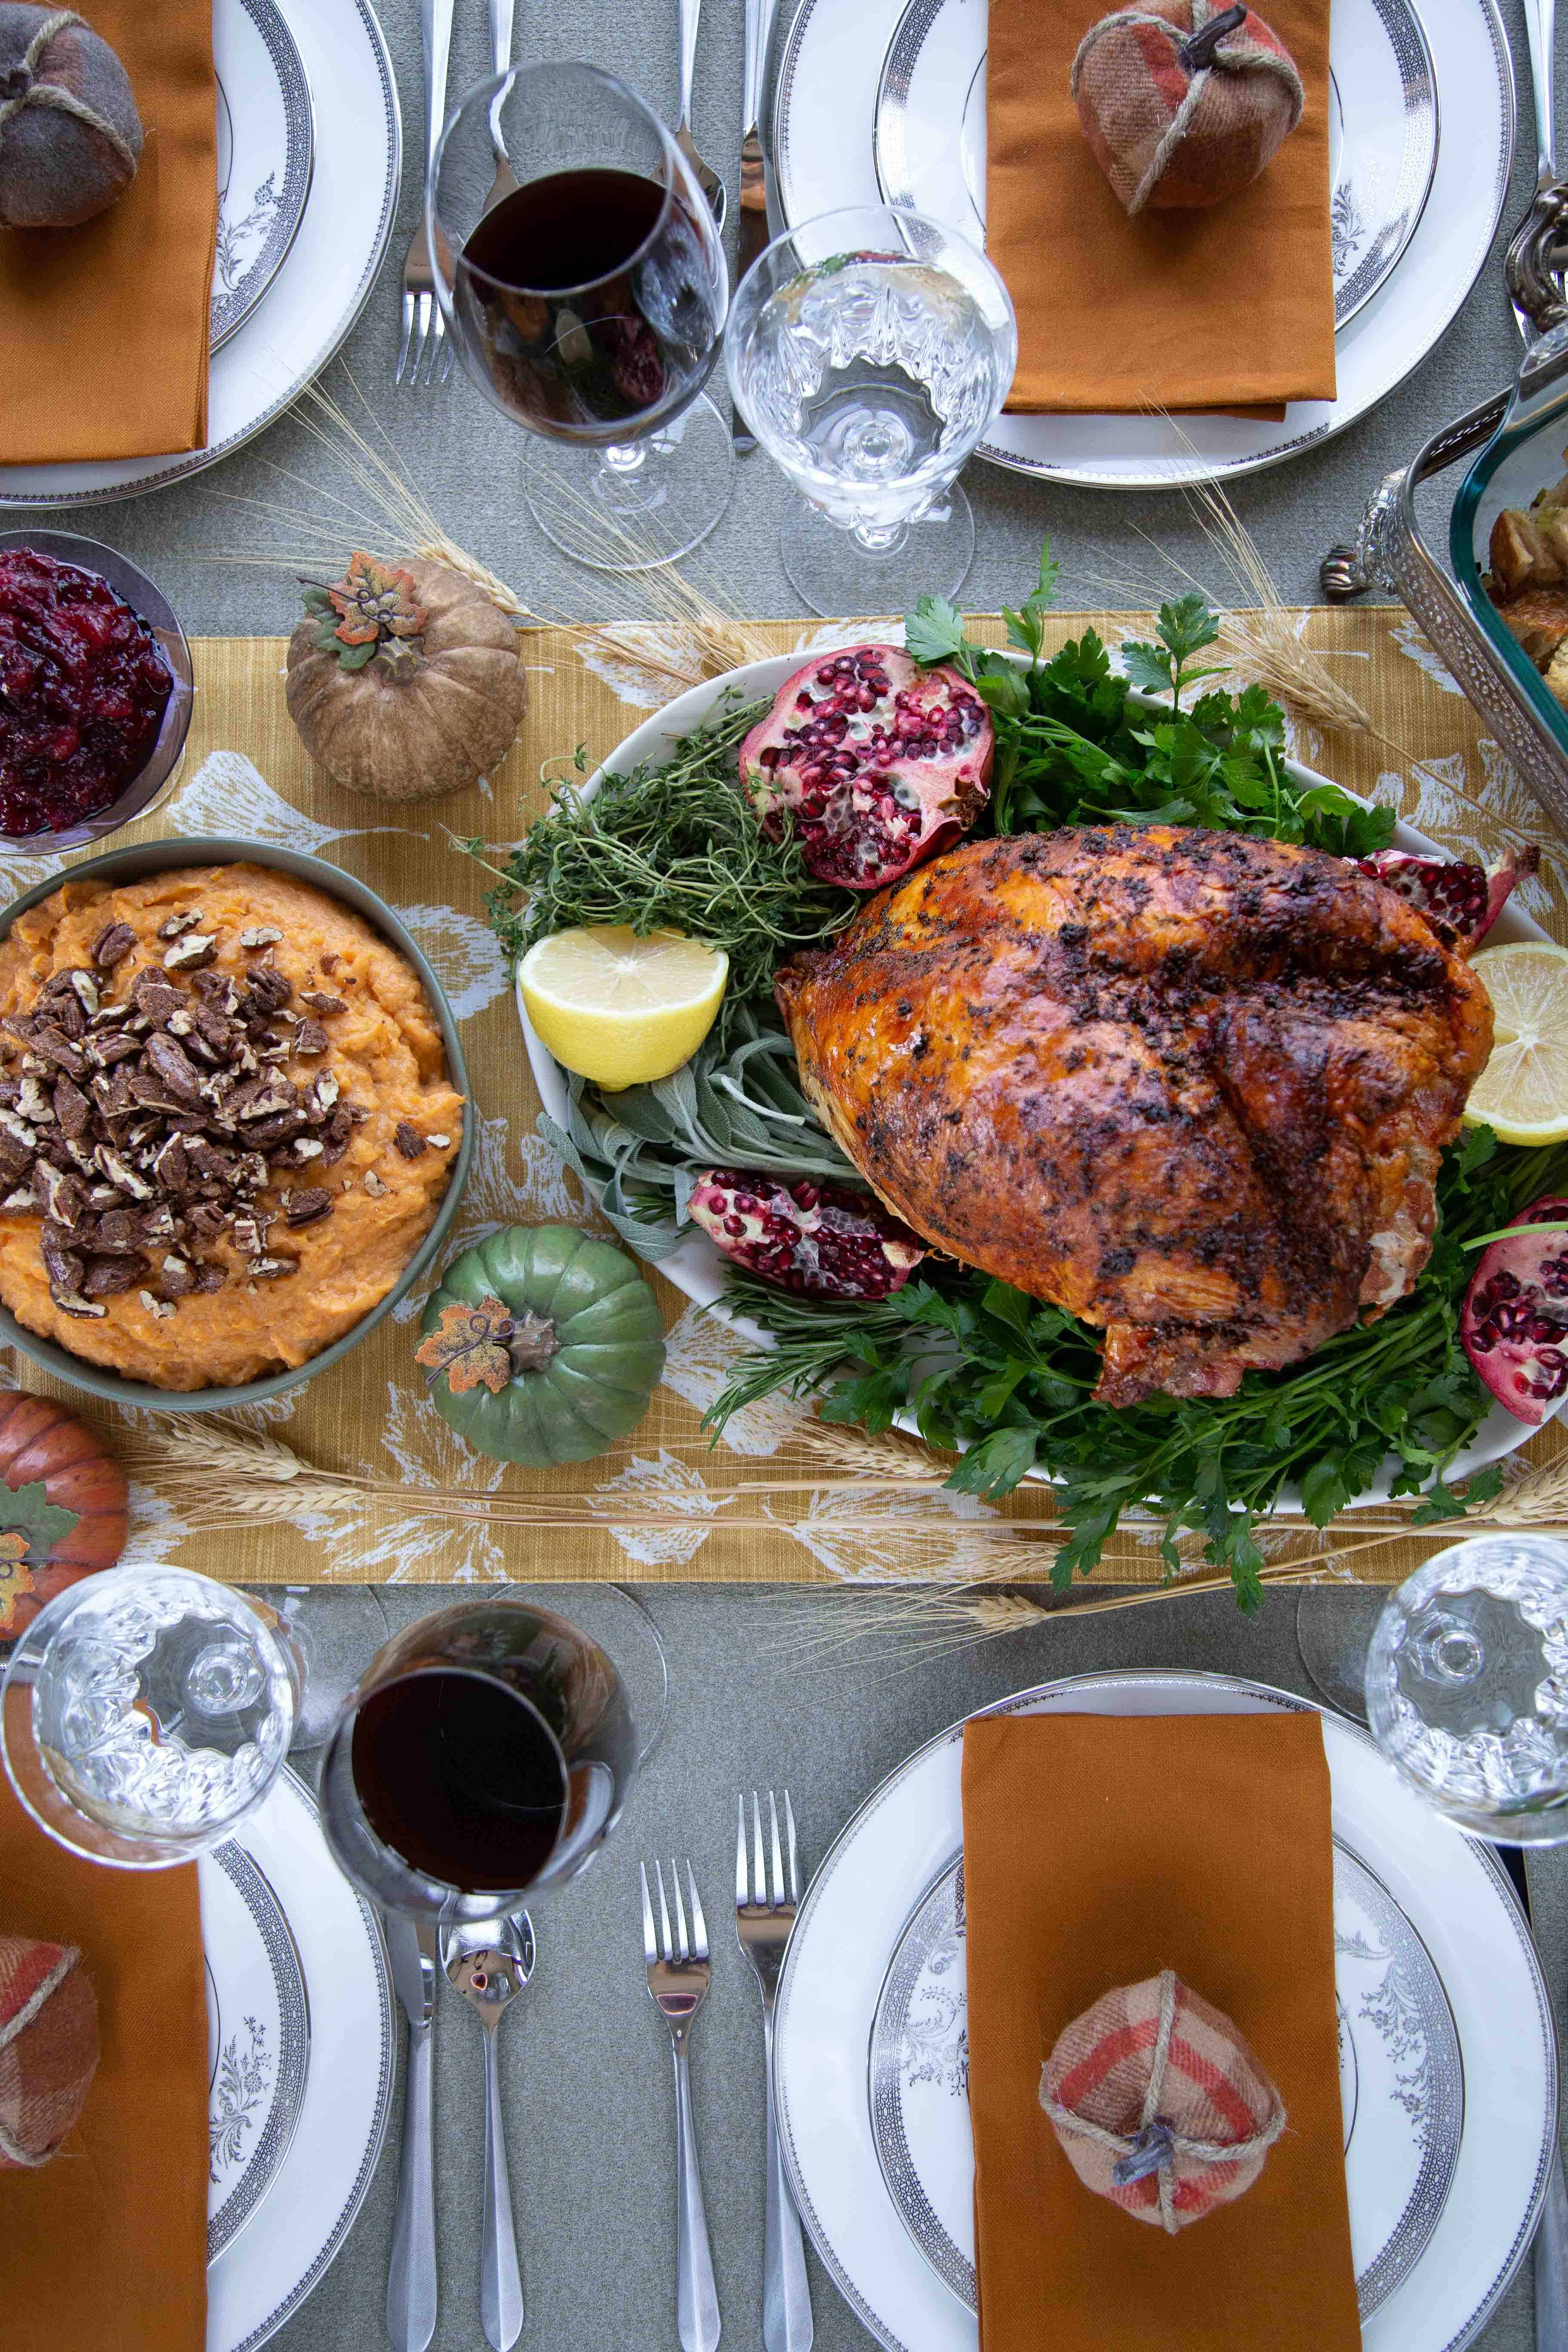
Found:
[428,62,731,571]
[318,1598,643,1925]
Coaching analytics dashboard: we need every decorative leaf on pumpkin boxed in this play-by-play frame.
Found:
[415,1295,519,1395]
[329,552,428,644]
[0,1479,80,1561]
[0,1532,33,1630]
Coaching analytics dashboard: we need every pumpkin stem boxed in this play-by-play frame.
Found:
[374,636,423,684]
[503,1309,560,1372]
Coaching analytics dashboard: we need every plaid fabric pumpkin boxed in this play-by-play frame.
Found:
[0,1933,98,2169]
[1040,1970,1286,2231]
[1071,0,1304,216]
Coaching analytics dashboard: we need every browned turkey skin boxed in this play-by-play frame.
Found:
[774,826,1494,1407]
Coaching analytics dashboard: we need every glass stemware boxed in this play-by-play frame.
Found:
[428,61,731,571]
[1,1564,299,1868]
[725,202,1017,616]
[318,1594,656,1927]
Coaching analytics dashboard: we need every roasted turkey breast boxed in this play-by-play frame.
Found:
[774,826,1494,1407]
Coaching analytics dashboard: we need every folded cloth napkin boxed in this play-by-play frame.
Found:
[986,0,1335,413]
[961,1711,1359,2352]
[0,1736,207,2352]
[0,0,217,464]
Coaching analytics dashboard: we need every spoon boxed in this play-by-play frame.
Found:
[441,1911,536,2352]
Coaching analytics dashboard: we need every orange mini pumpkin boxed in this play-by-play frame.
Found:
[0,1393,128,1642]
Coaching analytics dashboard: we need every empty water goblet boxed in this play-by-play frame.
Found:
[1,1563,299,1868]
[725,202,1017,616]
[1364,1534,1568,1842]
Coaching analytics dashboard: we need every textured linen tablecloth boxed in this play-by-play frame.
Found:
[2,610,1561,1590]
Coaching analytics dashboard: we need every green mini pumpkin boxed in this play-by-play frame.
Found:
[417,1225,665,1465]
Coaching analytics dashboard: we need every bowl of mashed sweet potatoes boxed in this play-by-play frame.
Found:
[0,838,473,1411]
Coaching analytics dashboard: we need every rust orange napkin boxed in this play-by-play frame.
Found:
[0,0,217,464]
[0,1728,207,2352]
[960,1711,1359,2352]
[986,0,1336,413]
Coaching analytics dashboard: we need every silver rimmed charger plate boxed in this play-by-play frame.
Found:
[774,1670,1556,2352]
[867,1840,1464,2320]
[204,1768,394,2352]
[768,0,1512,486]
[211,0,316,352]
[0,0,399,508]
[873,0,1437,332]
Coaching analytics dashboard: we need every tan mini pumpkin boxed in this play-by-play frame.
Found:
[285,553,528,803]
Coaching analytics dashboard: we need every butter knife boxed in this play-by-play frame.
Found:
[386,1914,439,2352]
[733,0,776,452]
[1497,1848,1568,2352]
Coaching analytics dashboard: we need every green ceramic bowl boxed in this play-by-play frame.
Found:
[0,837,474,1414]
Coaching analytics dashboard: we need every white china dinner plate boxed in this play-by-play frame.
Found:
[519,649,1555,1497]
[873,0,1438,332]
[0,0,399,510]
[775,1670,1556,2352]
[211,0,316,353]
[769,0,1513,487]
[204,1768,394,2352]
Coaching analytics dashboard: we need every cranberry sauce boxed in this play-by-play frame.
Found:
[0,549,174,837]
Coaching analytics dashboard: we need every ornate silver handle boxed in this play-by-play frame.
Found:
[761,2003,813,2352]
[387,2021,438,2352]
[480,2027,524,2351]
[672,2037,721,2352]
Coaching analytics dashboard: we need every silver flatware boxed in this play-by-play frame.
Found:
[641,1859,721,2352]
[676,0,726,229]
[482,0,520,217]
[736,1792,812,2352]
[442,1912,536,2352]
[384,1914,439,2352]
[1508,0,1568,341]
[1492,1848,1568,2352]
[396,0,456,386]
[732,0,775,452]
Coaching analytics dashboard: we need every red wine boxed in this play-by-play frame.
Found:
[350,1666,567,1893]
[462,168,665,292]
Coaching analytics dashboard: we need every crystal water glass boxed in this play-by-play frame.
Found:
[1364,1534,1568,1842]
[725,203,1017,616]
[1,1564,298,1868]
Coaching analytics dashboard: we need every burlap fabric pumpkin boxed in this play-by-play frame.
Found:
[1072,0,1303,216]
[285,554,529,804]
[1039,1969,1286,2232]
[0,5,142,229]
[0,1933,98,2167]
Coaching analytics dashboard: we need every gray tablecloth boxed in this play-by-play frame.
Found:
[24,0,1568,2342]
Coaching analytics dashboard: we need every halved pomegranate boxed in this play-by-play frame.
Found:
[738,644,992,891]
[1461,1192,1568,1425]
[1354,845,1539,948]
[689,1169,925,1299]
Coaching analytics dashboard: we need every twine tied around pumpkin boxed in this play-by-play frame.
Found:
[1069,0,1304,214]
[1039,1968,1288,2234]
[0,1943,80,2168]
[0,11,138,175]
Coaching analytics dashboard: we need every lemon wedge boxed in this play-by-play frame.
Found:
[1464,940,1568,1145]
[519,925,728,1091]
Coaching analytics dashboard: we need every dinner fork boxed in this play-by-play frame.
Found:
[736,1792,812,2352]
[396,0,456,386]
[481,0,520,217]
[641,1860,721,2352]
[675,0,726,230]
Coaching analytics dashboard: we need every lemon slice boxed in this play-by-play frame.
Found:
[1465,940,1568,1144]
[519,925,728,1091]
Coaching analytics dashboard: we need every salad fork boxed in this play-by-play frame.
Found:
[675,0,726,229]
[642,1859,721,2352]
[736,1792,812,2352]
[396,0,456,386]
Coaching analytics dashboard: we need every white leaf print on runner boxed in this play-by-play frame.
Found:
[1387,744,1558,925]
[661,1302,819,1456]
[591,1449,725,1567]
[166,751,410,853]
[390,1110,594,1321]
[0,842,67,908]
[392,903,508,1020]
[362,1381,510,1583]
[782,1485,997,1583]
[1387,617,1463,697]
[122,1476,193,1564]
